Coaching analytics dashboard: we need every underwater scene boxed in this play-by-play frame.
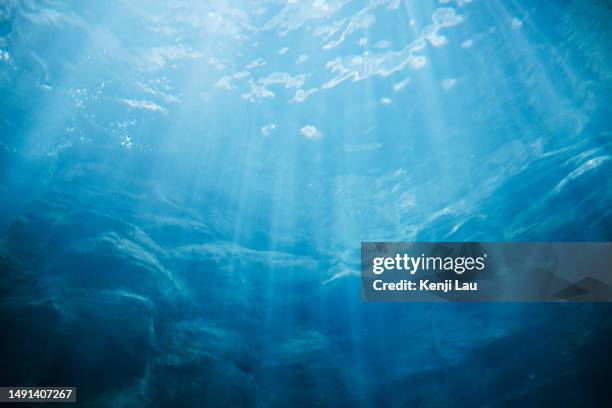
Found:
[1,0,611,406]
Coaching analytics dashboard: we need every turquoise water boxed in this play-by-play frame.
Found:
[1,1,611,406]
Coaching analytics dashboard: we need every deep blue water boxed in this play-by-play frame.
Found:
[1,1,611,406]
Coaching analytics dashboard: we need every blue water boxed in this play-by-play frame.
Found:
[1,1,611,406]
